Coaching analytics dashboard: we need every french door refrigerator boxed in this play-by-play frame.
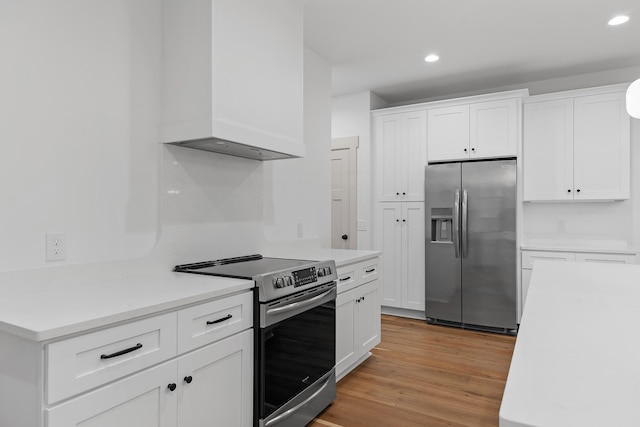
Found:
[425,159,517,333]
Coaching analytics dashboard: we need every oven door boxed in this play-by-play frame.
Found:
[258,283,336,427]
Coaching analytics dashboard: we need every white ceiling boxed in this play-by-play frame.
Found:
[304,0,640,104]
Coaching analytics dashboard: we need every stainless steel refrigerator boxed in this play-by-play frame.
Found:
[425,159,517,332]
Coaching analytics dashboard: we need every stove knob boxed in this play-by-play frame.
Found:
[324,267,332,276]
[317,268,325,277]
[274,277,284,288]
[283,276,293,287]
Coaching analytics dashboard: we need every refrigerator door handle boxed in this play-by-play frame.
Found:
[453,189,460,258]
[462,189,468,258]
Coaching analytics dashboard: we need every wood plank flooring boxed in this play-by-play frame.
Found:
[309,315,516,427]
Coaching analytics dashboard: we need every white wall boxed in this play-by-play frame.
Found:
[0,0,162,272]
[262,47,333,250]
[331,91,388,250]
[0,4,334,273]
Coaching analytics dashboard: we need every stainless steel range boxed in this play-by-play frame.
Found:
[174,255,337,427]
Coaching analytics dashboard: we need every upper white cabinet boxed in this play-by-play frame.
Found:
[161,0,304,159]
[427,92,524,163]
[523,85,630,201]
[373,110,427,202]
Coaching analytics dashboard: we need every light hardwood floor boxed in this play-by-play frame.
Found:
[310,315,516,427]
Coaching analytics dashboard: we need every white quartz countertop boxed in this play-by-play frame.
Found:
[263,247,381,267]
[0,259,253,342]
[500,261,640,426]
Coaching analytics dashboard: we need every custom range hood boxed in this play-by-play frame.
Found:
[161,0,305,161]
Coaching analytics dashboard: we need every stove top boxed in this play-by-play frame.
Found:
[174,254,337,302]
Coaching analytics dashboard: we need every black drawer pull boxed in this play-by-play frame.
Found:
[168,383,177,392]
[206,314,233,325]
[184,376,193,384]
[340,276,352,281]
[365,268,376,273]
[100,343,143,359]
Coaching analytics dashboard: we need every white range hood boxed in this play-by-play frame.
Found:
[161,0,305,161]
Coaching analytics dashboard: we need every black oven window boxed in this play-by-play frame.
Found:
[260,300,335,418]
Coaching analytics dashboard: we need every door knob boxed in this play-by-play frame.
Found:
[341,234,348,240]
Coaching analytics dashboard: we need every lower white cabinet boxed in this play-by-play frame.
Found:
[335,257,381,381]
[47,330,252,427]
[376,202,425,312]
[0,290,253,427]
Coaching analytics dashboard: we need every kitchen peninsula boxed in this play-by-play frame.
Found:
[500,261,640,426]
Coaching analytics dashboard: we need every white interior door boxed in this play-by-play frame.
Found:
[331,137,358,249]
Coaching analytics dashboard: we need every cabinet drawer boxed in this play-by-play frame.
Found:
[177,291,253,354]
[521,251,575,269]
[337,266,358,292]
[47,312,177,404]
[575,252,637,264]
[360,260,380,284]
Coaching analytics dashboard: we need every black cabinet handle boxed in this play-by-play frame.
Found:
[402,192,406,195]
[207,314,233,325]
[567,189,571,193]
[168,383,177,392]
[100,343,143,360]
[184,376,193,384]
[577,189,581,193]
[340,276,351,281]
[464,148,468,152]
[403,219,406,222]
[471,148,475,152]
[341,234,348,240]
[396,192,400,196]
[365,269,376,273]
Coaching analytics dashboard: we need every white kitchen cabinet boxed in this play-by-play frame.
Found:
[47,361,177,427]
[336,257,381,381]
[161,0,304,158]
[48,330,252,427]
[1,290,253,427]
[373,110,427,202]
[523,85,630,201]
[519,248,637,320]
[376,202,425,312]
[427,96,520,163]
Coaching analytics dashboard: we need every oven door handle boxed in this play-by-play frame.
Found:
[264,374,333,427]
[266,288,334,316]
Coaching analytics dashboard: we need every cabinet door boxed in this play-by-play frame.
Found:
[335,288,358,378]
[402,203,425,311]
[470,98,517,159]
[376,204,402,307]
[47,361,177,427]
[427,105,470,162]
[521,269,532,314]
[375,114,403,201]
[523,99,574,201]
[356,280,381,355]
[178,330,253,427]
[573,92,630,200]
[402,110,427,201]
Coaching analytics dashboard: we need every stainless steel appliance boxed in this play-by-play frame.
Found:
[425,159,517,333]
[174,255,337,427]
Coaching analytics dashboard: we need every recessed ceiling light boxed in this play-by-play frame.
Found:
[424,54,439,63]
[608,15,630,26]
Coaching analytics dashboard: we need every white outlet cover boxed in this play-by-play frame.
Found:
[46,232,66,262]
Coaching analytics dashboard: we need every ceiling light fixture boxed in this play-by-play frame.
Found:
[627,79,640,118]
[424,54,439,63]
[608,15,630,26]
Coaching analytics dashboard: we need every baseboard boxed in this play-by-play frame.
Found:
[381,306,426,320]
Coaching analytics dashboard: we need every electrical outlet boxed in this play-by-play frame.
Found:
[357,220,367,231]
[46,232,66,262]
[296,223,304,239]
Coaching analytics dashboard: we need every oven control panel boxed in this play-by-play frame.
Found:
[262,260,337,301]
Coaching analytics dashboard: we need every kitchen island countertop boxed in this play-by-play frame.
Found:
[500,260,640,426]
